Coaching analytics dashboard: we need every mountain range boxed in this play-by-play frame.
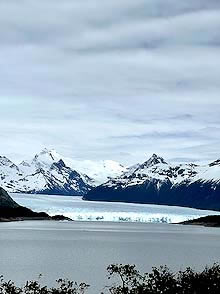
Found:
[84,154,220,210]
[0,149,126,196]
[1,149,220,210]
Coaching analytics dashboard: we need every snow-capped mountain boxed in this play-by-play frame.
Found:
[84,154,220,210]
[66,159,126,186]
[0,150,91,196]
[2,149,220,209]
[21,148,126,186]
[0,148,126,195]
[37,149,126,186]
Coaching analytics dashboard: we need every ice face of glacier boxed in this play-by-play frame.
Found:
[12,193,220,224]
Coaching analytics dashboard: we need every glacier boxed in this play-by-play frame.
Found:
[11,193,220,224]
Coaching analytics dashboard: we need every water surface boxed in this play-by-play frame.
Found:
[0,221,220,293]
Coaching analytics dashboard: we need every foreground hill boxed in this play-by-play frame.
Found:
[0,187,70,222]
[181,215,220,227]
[0,187,19,208]
[84,154,220,210]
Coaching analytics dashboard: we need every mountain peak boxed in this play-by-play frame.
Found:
[0,156,13,165]
[19,160,31,167]
[144,154,167,167]
[131,154,167,174]
[33,148,61,166]
[38,148,58,159]
[0,156,18,170]
[151,153,163,159]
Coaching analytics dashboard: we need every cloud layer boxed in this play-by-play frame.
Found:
[0,0,220,164]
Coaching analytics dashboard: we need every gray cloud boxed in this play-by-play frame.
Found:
[0,0,220,165]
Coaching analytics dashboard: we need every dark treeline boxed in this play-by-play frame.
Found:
[1,263,220,294]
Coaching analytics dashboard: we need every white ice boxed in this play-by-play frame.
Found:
[11,193,220,223]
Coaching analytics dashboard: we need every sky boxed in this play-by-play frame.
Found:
[0,0,220,165]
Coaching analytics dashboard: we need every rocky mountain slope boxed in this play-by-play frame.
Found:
[0,149,126,196]
[0,187,71,221]
[28,149,126,186]
[0,186,49,221]
[0,187,19,208]
[0,150,91,196]
[84,154,220,210]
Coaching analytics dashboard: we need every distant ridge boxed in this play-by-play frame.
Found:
[84,154,220,210]
[1,150,220,210]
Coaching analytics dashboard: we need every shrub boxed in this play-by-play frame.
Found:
[1,263,220,294]
[0,276,89,294]
[105,263,220,294]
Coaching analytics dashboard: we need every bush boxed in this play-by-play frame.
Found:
[1,263,220,294]
[105,263,220,294]
[0,276,89,294]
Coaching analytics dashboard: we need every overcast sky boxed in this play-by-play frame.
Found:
[0,0,220,165]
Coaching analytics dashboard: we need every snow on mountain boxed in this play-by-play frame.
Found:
[1,149,220,206]
[85,154,220,210]
[64,158,127,186]
[19,148,62,171]
[32,148,62,168]
[22,148,127,186]
[135,153,168,170]
[0,148,126,195]
[0,156,23,192]
[0,150,91,196]
[112,154,220,188]
[103,154,200,188]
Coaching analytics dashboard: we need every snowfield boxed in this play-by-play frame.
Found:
[11,193,220,224]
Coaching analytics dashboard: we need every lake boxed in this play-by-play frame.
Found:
[0,221,220,293]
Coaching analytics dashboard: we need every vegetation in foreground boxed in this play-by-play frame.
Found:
[1,263,220,294]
